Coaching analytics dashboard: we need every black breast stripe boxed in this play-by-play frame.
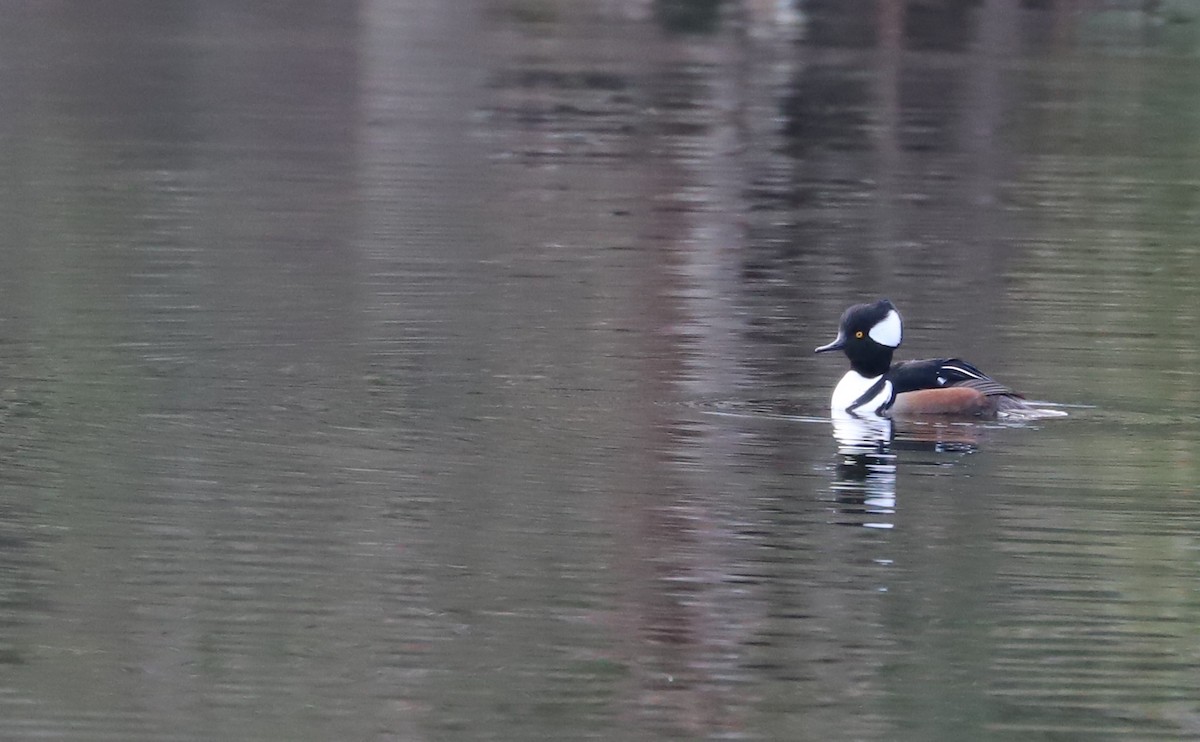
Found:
[846,376,890,414]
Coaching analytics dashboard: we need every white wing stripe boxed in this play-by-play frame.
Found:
[941,363,986,380]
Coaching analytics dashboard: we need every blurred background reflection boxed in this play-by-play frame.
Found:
[1,2,1199,740]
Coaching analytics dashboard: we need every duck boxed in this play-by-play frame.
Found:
[815,299,1064,419]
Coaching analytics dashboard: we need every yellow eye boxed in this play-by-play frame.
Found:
[855,331,864,339]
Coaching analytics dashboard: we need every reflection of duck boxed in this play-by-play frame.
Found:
[892,419,983,454]
[815,299,1066,419]
[828,414,983,530]
[830,436,896,530]
[831,411,892,454]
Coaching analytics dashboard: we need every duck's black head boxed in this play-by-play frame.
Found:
[814,299,903,378]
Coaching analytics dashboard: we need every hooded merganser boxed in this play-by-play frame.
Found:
[815,299,1064,419]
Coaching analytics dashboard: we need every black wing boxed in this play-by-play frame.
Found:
[889,358,1022,398]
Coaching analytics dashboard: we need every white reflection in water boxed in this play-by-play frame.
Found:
[825,414,988,531]
[828,413,898,530]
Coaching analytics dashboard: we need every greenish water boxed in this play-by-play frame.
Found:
[1,2,1199,740]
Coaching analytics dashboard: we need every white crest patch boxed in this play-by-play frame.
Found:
[868,309,902,348]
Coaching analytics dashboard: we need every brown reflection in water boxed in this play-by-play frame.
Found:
[476,6,738,736]
[478,5,779,737]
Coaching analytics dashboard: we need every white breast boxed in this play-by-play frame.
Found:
[830,371,893,415]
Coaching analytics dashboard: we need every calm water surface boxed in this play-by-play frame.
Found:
[1,2,1199,740]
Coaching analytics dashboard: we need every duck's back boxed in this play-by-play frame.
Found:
[890,358,1015,394]
[889,358,1027,417]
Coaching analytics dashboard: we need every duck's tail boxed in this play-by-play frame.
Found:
[994,396,1069,420]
